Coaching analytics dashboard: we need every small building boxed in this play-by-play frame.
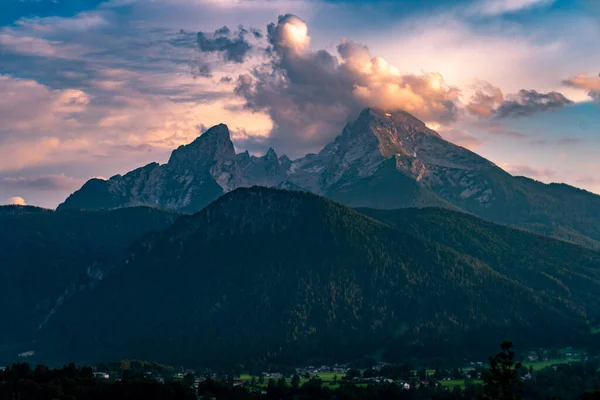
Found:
[93,372,110,379]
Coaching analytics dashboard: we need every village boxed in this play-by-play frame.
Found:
[84,348,586,394]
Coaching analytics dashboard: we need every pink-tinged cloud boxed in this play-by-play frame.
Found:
[504,164,557,178]
[563,73,600,102]
[235,14,461,155]
[0,74,272,174]
[437,128,485,150]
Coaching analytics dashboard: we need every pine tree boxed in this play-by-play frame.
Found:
[480,341,524,400]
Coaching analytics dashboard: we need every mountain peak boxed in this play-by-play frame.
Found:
[264,147,278,160]
[357,107,441,138]
[168,123,235,166]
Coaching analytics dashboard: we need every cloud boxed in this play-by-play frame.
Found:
[505,164,557,178]
[496,90,573,118]
[15,12,109,33]
[563,73,600,102]
[467,82,573,119]
[467,0,556,17]
[196,25,254,63]
[0,32,84,58]
[0,174,83,191]
[557,137,581,145]
[235,14,462,155]
[0,74,90,138]
[437,128,485,150]
[0,71,273,180]
[577,176,600,185]
[7,196,26,206]
[530,137,581,145]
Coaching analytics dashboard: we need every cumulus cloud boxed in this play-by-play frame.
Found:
[235,14,461,155]
[563,73,600,102]
[196,25,254,63]
[7,196,26,206]
[467,82,573,119]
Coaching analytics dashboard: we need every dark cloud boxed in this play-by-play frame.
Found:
[250,28,263,39]
[235,14,462,156]
[230,128,270,155]
[191,61,212,79]
[196,25,253,63]
[0,174,82,191]
[468,83,573,119]
[496,90,573,118]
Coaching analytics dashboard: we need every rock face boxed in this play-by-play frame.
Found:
[58,109,455,212]
[59,107,600,249]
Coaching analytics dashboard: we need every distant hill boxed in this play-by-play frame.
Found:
[58,108,600,250]
[0,205,179,352]
[40,188,599,367]
[359,207,600,317]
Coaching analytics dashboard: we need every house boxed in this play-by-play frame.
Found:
[93,372,110,379]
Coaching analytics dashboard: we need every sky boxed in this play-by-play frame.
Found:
[0,0,599,208]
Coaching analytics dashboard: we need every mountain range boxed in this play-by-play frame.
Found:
[38,187,600,367]
[59,108,600,250]
[4,107,600,368]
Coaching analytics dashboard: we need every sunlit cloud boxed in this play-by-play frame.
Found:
[563,73,600,102]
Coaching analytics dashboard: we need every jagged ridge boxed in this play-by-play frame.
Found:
[58,108,600,249]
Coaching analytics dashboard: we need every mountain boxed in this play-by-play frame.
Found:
[58,108,600,249]
[0,205,179,355]
[41,187,599,367]
[359,207,600,315]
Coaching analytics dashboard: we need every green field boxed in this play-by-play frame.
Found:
[522,358,572,371]
[439,379,482,389]
[239,372,345,389]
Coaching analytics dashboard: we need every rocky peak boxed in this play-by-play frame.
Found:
[348,108,441,158]
[264,147,278,162]
[168,124,236,168]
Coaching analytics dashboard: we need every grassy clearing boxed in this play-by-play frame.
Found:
[439,379,482,389]
[239,372,345,389]
[522,358,572,371]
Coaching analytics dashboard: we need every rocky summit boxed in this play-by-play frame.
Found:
[59,107,600,249]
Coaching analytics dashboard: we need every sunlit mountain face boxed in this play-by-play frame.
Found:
[0,0,599,208]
